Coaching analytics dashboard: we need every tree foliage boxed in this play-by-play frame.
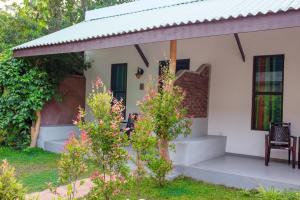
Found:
[0,0,133,53]
[0,57,54,148]
[0,0,131,148]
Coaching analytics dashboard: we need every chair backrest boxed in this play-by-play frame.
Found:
[126,113,138,129]
[269,122,291,144]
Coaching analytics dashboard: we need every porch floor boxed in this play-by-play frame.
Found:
[178,154,300,190]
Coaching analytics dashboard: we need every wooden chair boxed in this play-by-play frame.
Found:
[265,122,297,168]
[123,113,138,138]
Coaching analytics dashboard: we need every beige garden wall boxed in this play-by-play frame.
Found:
[85,27,300,159]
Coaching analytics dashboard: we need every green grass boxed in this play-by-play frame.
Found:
[119,177,255,200]
[0,147,60,192]
[0,147,94,193]
[1,147,299,199]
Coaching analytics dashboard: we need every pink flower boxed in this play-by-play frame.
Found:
[81,130,88,142]
[64,132,76,149]
[90,171,100,181]
[73,107,84,125]
[110,122,118,130]
[95,76,103,89]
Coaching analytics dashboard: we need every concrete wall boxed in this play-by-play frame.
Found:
[41,75,86,126]
[208,27,300,159]
[85,27,300,159]
[85,40,209,137]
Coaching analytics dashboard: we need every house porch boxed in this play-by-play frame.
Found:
[176,154,300,190]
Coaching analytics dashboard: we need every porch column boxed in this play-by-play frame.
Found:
[170,40,177,74]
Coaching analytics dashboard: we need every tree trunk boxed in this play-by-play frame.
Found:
[159,138,170,162]
[30,111,41,147]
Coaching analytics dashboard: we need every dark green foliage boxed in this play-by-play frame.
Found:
[25,52,90,85]
[0,58,54,148]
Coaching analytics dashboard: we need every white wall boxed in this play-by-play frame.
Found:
[85,27,300,159]
[85,40,209,137]
[208,27,300,159]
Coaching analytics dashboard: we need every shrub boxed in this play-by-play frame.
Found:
[0,160,26,200]
[57,132,89,200]
[138,68,192,186]
[75,77,130,200]
[147,156,172,187]
[130,115,157,197]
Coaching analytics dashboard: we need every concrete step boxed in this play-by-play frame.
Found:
[179,155,300,190]
[166,169,181,181]
[37,126,80,149]
[170,135,227,166]
[44,139,65,153]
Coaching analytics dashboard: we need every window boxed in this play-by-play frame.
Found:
[251,55,284,131]
[111,63,127,113]
[159,59,190,76]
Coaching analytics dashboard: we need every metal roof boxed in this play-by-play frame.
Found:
[14,0,300,50]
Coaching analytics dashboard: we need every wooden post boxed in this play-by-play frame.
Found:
[170,40,177,74]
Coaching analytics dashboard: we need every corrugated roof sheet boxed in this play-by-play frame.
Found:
[14,0,300,50]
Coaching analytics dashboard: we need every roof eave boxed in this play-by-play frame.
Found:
[13,10,300,58]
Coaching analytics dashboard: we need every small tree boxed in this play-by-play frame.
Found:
[75,77,129,200]
[139,69,192,185]
[130,115,157,197]
[0,160,26,200]
[57,132,89,200]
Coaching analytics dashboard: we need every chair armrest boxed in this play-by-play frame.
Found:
[290,135,297,142]
[265,134,270,139]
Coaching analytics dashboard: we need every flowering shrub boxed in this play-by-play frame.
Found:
[138,68,192,186]
[57,132,89,200]
[75,77,129,200]
[0,160,26,200]
[130,115,157,197]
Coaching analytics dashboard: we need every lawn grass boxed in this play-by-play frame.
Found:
[0,147,60,192]
[118,177,255,200]
[1,147,299,199]
[0,147,94,193]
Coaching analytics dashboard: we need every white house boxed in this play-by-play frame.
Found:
[14,0,300,190]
